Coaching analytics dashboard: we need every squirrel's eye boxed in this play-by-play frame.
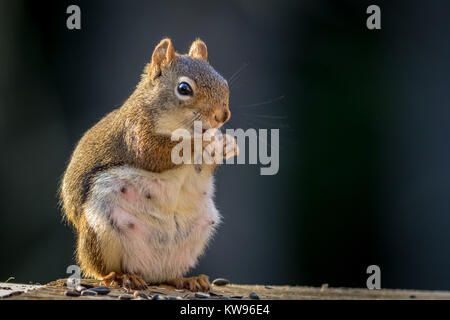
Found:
[177,82,193,96]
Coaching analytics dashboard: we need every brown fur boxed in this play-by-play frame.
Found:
[76,214,108,279]
[60,38,230,278]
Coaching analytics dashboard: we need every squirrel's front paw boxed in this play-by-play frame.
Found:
[204,133,239,163]
[222,134,239,160]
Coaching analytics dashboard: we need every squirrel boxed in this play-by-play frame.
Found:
[60,38,238,292]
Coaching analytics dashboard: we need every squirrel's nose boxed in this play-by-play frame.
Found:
[214,109,230,124]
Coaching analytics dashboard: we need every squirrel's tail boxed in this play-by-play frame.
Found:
[58,176,80,229]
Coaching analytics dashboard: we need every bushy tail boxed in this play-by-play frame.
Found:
[58,176,80,229]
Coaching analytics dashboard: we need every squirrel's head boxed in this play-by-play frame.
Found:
[142,38,230,135]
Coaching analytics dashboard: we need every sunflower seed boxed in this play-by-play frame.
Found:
[75,285,87,292]
[249,292,260,300]
[81,290,97,296]
[149,290,167,295]
[90,286,110,295]
[65,290,80,297]
[212,278,230,286]
[195,292,210,299]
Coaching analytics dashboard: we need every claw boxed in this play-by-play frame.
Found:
[100,271,123,287]
[203,133,238,163]
[123,274,148,291]
[100,272,147,291]
[165,274,210,292]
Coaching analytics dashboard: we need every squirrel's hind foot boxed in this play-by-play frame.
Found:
[101,271,148,291]
[165,274,210,292]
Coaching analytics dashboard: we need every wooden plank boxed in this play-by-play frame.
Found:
[2,279,450,300]
[0,283,43,298]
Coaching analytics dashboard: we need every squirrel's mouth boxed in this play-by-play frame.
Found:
[190,120,223,135]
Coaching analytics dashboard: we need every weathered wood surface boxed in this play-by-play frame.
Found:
[1,279,450,300]
[0,283,43,299]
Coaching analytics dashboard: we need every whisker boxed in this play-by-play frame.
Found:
[224,116,252,130]
[239,113,288,120]
[171,113,200,131]
[237,115,290,129]
[255,129,281,153]
[187,113,202,129]
[228,62,249,86]
[225,116,299,148]
[233,95,285,109]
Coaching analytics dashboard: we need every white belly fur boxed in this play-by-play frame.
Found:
[84,164,221,283]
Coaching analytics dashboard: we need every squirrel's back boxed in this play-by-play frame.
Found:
[61,109,126,227]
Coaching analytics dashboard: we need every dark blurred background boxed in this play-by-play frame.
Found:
[1,0,450,290]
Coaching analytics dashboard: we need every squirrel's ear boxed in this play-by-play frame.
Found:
[189,39,208,61]
[147,38,176,80]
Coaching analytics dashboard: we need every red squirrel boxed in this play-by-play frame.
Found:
[60,38,237,291]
